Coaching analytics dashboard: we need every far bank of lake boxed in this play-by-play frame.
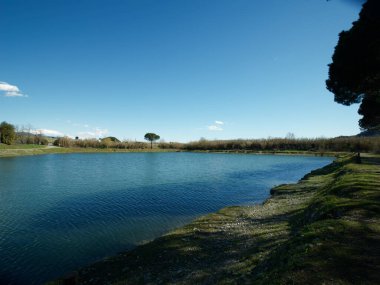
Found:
[0,144,342,158]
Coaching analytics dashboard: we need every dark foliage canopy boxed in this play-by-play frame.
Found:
[144,133,160,142]
[326,0,380,130]
[144,133,160,149]
[0,121,16,145]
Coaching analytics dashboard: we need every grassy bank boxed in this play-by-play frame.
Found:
[0,145,179,158]
[0,143,47,150]
[0,144,341,158]
[49,154,380,284]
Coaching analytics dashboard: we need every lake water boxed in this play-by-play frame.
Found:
[0,152,332,284]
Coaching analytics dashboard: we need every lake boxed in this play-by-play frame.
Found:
[0,152,333,284]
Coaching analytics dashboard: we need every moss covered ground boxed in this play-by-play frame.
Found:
[48,153,380,284]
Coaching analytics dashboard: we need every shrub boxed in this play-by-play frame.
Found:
[0,121,16,145]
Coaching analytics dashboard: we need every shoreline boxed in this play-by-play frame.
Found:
[48,153,380,284]
[0,145,342,158]
[0,146,181,158]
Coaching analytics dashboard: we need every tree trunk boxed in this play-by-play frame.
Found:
[151,141,153,149]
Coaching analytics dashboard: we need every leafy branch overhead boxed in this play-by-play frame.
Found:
[326,0,380,131]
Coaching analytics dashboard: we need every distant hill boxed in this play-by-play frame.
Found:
[16,132,57,139]
[101,136,121,143]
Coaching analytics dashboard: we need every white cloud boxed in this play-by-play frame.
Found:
[0,82,18,92]
[4,91,25,97]
[78,128,109,139]
[206,120,224,131]
[77,131,95,139]
[31,129,64,137]
[208,125,223,131]
[0,81,27,97]
[95,128,108,137]
[66,120,90,128]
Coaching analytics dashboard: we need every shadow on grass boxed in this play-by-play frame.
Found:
[250,155,380,284]
[73,221,288,285]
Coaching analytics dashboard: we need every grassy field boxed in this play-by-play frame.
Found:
[0,145,180,157]
[48,154,380,284]
[0,143,46,150]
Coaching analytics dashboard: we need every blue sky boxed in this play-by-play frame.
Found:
[0,0,365,142]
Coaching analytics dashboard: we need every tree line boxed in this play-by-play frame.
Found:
[179,137,380,153]
[48,136,380,153]
[1,120,379,153]
[0,121,49,145]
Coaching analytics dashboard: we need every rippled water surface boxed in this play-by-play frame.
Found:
[0,152,332,284]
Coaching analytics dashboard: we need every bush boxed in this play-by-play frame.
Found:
[182,137,380,153]
[0,121,16,145]
[53,137,73,147]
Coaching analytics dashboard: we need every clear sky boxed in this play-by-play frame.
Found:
[0,0,365,142]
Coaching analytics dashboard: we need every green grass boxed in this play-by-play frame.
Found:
[48,153,380,284]
[0,145,72,157]
[251,154,380,284]
[0,146,180,158]
[0,143,46,149]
